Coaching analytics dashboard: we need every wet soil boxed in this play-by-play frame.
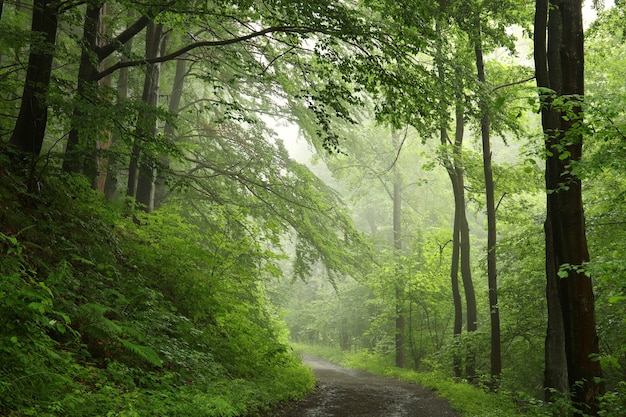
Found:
[271,355,461,416]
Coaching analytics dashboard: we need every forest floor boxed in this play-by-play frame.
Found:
[269,355,461,417]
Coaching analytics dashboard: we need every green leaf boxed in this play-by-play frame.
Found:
[28,302,45,313]
[608,295,626,304]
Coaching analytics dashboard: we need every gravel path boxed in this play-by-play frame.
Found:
[271,355,460,417]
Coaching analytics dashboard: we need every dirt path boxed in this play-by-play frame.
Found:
[272,355,460,416]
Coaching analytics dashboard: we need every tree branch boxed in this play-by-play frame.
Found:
[97,15,152,61]
[95,25,317,81]
[491,76,535,93]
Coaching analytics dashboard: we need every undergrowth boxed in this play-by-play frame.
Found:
[0,172,314,416]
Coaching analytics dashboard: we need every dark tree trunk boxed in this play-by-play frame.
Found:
[440,110,464,379]
[128,22,163,212]
[453,102,478,382]
[64,6,150,188]
[62,1,101,183]
[450,189,463,378]
[436,42,464,378]
[534,0,604,413]
[8,0,59,160]
[474,27,501,384]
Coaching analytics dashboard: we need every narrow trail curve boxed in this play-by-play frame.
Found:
[272,355,460,417]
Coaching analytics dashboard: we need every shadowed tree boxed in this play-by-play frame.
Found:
[534,0,604,413]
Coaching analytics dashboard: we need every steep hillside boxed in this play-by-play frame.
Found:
[0,172,313,416]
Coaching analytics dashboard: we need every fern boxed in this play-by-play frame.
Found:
[118,338,163,367]
[76,302,123,337]
[76,302,163,367]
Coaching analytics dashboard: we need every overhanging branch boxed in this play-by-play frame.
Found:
[95,25,318,81]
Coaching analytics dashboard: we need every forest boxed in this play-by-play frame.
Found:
[0,0,625,416]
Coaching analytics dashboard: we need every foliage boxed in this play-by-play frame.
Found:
[0,172,314,416]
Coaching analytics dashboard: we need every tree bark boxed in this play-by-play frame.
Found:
[534,0,604,413]
[62,0,101,182]
[440,106,465,379]
[474,25,501,384]
[128,22,163,212]
[452,102,478,382]
[8,0,59,161]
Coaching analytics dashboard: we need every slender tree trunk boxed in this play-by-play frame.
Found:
[441,117,463,379]
[104,21,133,200]
[436,38,464,378]
[95,4,113,192]
[154,57,187,209]
[452,102,478,382]
[128,22,163,212]
[535,0,604,413]
[392,130,406,369]
[474,26,501,384]
[8,0,59,161]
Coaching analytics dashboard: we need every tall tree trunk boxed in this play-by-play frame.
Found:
[436,39,464,378]
[64,5,150,188]
[8,0,59,162]
[154,57,187,209]
[95,4,114,192]
[440,111,464,379]
[535,0,569,399]
[62,0,101,183]
[474,25,501,384]
[451,101,478,381]
[535,0,604,413]
[104,17,134,200]
[128,22,163,212]
[392,130,406,369]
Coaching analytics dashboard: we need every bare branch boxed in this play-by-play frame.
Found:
[491,76,535,93]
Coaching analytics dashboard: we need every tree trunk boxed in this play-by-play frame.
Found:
[154,57,187,209]
[8,0,59,161]
[104,20,133,200]
[62,1,101,183]
[440,112,464,379]
[392,130,406,369]
[534,0,604,413]
[452,102,478,382]
[128,22,163,212]
[474,26,501,384]
[94,4,114,192]
[436,41,464,378]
